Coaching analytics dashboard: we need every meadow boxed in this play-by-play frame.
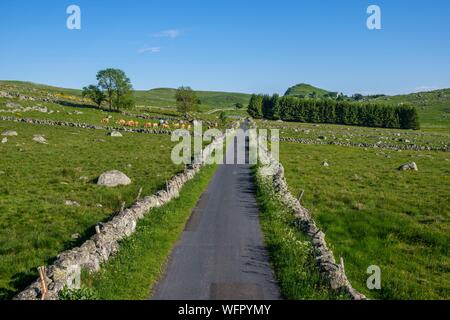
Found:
[0,121,182,299]
[259,120,449,151]
[276,139,449,299]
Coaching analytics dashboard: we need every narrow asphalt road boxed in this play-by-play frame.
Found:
[152,124,281,300]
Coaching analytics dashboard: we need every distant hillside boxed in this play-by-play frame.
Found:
[372,89,450,129]
[284,83,331,98]
[0,81,251,112]
[134,88,251,111]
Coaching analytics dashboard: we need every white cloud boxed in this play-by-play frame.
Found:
[138,47,161,54]
[152,29,180,39]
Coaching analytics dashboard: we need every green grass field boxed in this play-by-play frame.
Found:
[258,120,449,150]
[279,141,449,299]
[0,121,183,299]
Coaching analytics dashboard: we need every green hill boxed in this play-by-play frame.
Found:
[0,81,251,112]
[134,88,251,111]
[372,89,450,130]
[284,83,331,98]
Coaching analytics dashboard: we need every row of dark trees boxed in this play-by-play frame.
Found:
[248,94,420,130]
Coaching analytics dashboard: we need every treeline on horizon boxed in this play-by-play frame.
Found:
[247,94,420,130]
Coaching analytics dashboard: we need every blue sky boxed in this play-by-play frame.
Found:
[0,0,449,95]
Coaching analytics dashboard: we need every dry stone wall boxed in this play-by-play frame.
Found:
[275,136,449,152]
[257,137,367,300]
[0,116,174,136]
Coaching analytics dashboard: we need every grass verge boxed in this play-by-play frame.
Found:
[83,165,217,300]
[253,166,346,300]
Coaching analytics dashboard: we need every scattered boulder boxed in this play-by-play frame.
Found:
[32,135,47,144]
[1,130,18,136]
[97,170,131,187]
[108,131,123,137]
[398,162,418,171]
[322,161,330,167]
[1,137,7,144]
[65,200,80,206]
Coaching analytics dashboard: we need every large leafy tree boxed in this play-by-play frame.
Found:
[175,86,199,114]
[86,68,134,111]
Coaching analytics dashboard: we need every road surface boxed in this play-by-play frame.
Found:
[152,125,281,300]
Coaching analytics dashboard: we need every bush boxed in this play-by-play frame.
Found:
[59,285,98,300]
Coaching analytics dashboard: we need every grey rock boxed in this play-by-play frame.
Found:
[65,200,80,206]
[97,170,131,187]
[1,130,18,136]
[398,162,418,171]
[108,131,123,137]
[32,135,47,144]
[1,137,7,144]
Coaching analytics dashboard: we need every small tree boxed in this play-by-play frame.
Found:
[247,94,263,118]
[175,86,199,114]
[219,111,227,124]
[234,102,244,109]
[82,85,105,108]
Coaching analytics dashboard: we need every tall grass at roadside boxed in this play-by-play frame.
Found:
[253,167,346,300]
[83,165,217,300]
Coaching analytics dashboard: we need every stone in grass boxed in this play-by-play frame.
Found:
[97,170,131,187]
[1,130,18,136]
[32,135,47,144]
[398,162,418,171]
[71,233,81,240]
[322,161,330,167]
[108,131,123,137]
[1,137,7,144]
[65,200,80,206]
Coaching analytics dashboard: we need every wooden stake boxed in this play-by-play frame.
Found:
[120,201,126,212]
[136,187,143,201]
[340,257,345,274]
[298,190,305,202]
[38,266,47,300]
